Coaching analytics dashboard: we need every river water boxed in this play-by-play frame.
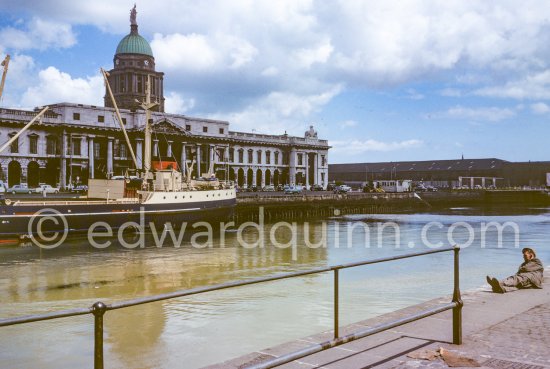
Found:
[1,206,549,368]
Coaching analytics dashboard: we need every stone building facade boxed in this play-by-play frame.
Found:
[0,9,329,189]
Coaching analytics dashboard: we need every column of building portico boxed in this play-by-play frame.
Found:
[107,137,114,178]
[210,145,216,175]
[481,177,486,188]
[153,139,159,159]
[252,168,257,187]
[314,153,319,187]
[60,131,67,188]
[260,168,266,188]
[289,148,297,185]
[135,138,143,170]
[195,144,201,178]
[180,143,186,177]
[233,167,239,184]
[167,140,173,159]
[304,152,309,188]
[88,136,95,179]
[470,177,474,189]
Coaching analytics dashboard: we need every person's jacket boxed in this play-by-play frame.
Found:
[517,258,544,288]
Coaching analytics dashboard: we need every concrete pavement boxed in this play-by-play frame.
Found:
[204,275,550,369]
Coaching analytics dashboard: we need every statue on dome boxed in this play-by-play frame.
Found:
[305,125,318,138]
[130,4,137,26]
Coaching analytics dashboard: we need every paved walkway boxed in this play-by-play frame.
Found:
[205,276,550,369]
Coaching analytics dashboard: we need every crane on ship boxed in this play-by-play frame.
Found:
[0,55,10,102]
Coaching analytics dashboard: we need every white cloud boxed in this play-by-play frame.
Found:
[339,120,358,129]
[209,85,343,134]
[151,32,257,72]
[443,105,516,122]
[440,88,462,97]
[0,18,76,51]
[151,33,217,71]
[21,67,103,108]
[406,89,424,100]
[531,102,550,115]
[475,71,550,100]
[331,139,424,154]
[164,91,195,114]
[292,39,334,69]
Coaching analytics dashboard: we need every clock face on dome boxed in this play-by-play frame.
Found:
[115,59,119,65]
[144,60,149,66]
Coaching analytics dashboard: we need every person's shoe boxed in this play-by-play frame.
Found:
[487,276,504,293]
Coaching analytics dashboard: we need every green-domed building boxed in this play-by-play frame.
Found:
[104,6,165,112]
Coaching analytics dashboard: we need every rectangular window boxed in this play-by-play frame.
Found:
[274,152,279,165]
[29,136,38,154]
[46,136,58,155]
[219,128,224,134]
[119,143,127,158]
[137,76,143,93]
[94,142,101,159]
[73,112,80,120]
[9,135,18,153]
[266,151,271,165]
[257,151,262,164]
[122,118,127,125]
[185,124,191,131]
[71,138,81,156]
[298,153,303,166]
[229,148,234,162]
[321,155,326,167]
[203,126,208,133]
[98,115,105,123]
[239,150,243,163]
[247,150,253,163]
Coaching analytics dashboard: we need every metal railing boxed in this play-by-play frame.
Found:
[0,246,462,369]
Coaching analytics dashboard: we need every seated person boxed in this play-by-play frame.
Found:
[487,247,544,293]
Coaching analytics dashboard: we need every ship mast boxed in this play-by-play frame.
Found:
[101,68,139,171]
[140,75,157,180]
[0,55,10,102]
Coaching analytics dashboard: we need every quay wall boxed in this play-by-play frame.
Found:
[234,190,550,222]
[235,193,418,222]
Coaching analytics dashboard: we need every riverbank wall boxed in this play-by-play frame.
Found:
[234,190,550,222]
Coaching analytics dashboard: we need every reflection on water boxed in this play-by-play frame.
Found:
[1,206,549,368]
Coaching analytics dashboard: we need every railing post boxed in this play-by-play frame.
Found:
[452,246,463,345]
[92,301,107,369]
[334,268,339,339]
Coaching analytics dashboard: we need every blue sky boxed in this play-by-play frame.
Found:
[0,1,549,163]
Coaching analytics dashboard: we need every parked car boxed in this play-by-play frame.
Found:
[333,185,351,194]
[71,184,88,193]
[8,183,38,194]
[39,184,60,194]
[425,185,438,192]
[311,184,324,191]
[326,183,336,192]
[276,184,285,191]
[414,185,428,192]
[284,185,303,194]
[0,181,6,194]
[262,185,275,192]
